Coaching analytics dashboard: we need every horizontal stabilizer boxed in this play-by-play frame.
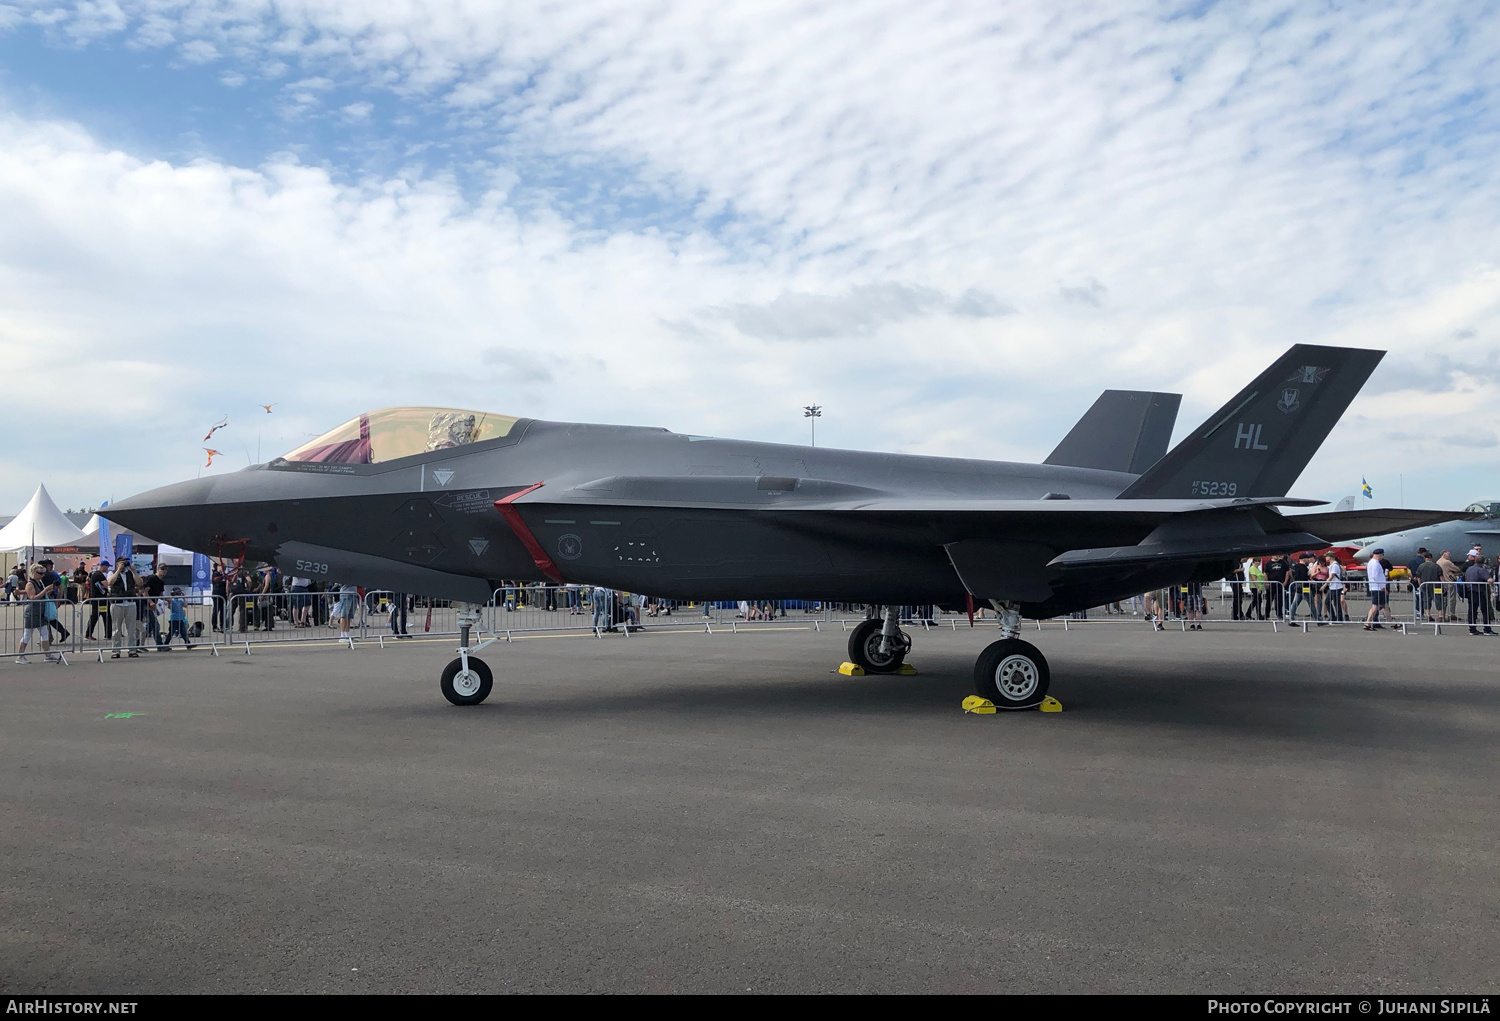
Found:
[1051,532,1325,569]
[1120,345,1384,499]
[1278,508,1485,544]
[1049,506,1324,569]
[1044,390,1181,474]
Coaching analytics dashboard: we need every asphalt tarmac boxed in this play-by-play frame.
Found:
[3,620,1498,993]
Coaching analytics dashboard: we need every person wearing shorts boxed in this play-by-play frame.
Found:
[1364,549,1392,630]
[333,583,358,640]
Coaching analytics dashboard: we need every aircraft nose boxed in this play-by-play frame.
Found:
[1353,545,1373,562]
[106,477,219,548]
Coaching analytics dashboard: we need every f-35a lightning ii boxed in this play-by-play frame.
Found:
[106,344,1468,707]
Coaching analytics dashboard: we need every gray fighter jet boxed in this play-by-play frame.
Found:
[106,344,1469,707]
[1353,501,1500,567]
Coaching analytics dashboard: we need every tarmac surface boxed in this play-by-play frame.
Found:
[3,619,1499,993]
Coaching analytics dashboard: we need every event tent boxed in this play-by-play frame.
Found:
[0,485,86,553]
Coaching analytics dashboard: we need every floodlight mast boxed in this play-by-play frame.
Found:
[803,404,822,447]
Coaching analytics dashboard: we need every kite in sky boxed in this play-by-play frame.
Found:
[261,403,277,414]
[204,448,222,467]
[203,416,228,442]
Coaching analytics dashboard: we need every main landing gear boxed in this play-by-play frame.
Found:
[853,602,1050,708]
[973,602,1049,708]
[440,604,496,706]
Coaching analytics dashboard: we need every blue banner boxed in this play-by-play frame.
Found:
[98,501,111,564]
[192,552,212,593]
[114,533,133,565]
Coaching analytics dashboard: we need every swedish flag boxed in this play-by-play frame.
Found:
[1361,478,1373,499]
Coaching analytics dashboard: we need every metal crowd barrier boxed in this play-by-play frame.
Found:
[11,574,1499,668]
[1412,580,1498,633]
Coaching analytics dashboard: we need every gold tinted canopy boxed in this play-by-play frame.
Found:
[282,408,520,465]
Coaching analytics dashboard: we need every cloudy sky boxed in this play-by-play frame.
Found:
[2,0,1498,514]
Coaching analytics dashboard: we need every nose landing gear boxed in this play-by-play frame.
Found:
[440,604,496,706]
[847,607,911,674]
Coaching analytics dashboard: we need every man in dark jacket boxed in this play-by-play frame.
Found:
[1263,556,1289,619]
[1463,554,1495,636]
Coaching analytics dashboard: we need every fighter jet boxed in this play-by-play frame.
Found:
[106,344,1469,707]
[1353,501,1500,566]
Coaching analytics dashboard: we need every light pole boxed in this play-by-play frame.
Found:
[803,404,822,447]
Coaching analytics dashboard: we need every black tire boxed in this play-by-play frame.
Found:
[440,656,493,706]
[848,618,909,674]
[973,639,1049,708]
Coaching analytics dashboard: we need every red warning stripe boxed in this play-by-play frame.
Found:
[494,481,565,584]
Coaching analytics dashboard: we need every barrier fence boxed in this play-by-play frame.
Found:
[5,577,1498,666]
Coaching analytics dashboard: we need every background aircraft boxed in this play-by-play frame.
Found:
[106,344,1468,708]
[1354,501,1500,566]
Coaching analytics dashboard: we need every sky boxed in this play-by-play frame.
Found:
[2,0,1499,514]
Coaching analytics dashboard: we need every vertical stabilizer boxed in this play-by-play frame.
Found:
[1044,390,1181,475]
[1119,345,1384,499]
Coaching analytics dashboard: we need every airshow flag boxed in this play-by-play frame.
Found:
[1362,478,1374,499]
[98,501,110,563]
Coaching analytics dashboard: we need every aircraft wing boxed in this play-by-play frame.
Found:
[1277,508,1486,544]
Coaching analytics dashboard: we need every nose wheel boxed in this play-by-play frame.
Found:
[441,656,493,705]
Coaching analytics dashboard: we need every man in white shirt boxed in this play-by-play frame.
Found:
[1326,557,1345,622]
[1363,548,1391,630]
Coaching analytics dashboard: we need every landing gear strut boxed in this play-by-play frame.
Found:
[847,607,911,674]
[974,601,1049,708]
[440,604,496,706]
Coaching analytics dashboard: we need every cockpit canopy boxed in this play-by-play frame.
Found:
[1465,501,1500,518]
[282,408,520,465]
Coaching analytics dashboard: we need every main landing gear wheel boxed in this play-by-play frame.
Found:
[974,639,1049,709]
[441,656,493,706]
[848,618,910,674]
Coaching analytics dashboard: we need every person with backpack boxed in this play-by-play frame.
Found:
[15,565,61,664]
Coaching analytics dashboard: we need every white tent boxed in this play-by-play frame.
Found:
[79,513,103,537]
[0,484,87,553]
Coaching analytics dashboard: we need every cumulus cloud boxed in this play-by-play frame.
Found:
[1,1,1499,511]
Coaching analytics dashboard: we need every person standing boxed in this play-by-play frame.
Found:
[1286,555,1312,623]
[107,559,141,657]
[1437,550,1463,622]
[332,582,358,642]
[1463,553,1495,636]
[1326,555,1346,622]
[161,588,195,649]
[1264,555,1289,619]
[143,564,168,649]
[1363,548,1392,630]
[1414,551,1444,622]
[211,565,227,632]
[39,559,71,645]
[590,585,613,631]
[389,591,410,637]
[288,573,312,627]
[15,565,60,664]
[1244,559,1266,620]
[85,560,112,640]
